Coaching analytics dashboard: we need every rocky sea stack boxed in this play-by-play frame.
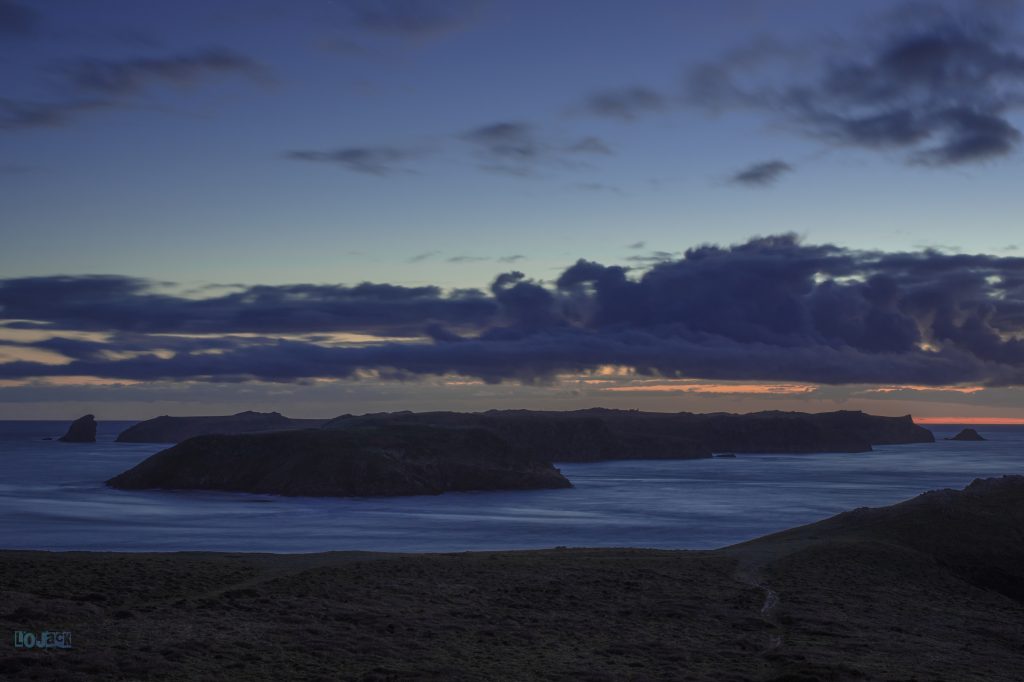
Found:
[58,414,96,443]
[947,428,986,441]
[107,425,571,497]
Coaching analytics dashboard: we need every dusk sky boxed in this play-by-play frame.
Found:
[3,0,1024,420]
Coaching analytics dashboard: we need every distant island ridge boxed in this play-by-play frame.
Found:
[115,411,328,443]
[113,408,934,450]
[104,409,934,498]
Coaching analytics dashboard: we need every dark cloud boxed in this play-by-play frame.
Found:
[687,15,1024,165]
[0,0,36,37]
[582,86,667,121]
[5,235,1024,386]
[0,276,496,337]
[460,123,613,175]
[731,160,793,186]
[0,98,108,131]
[2,48,268,131]
[459,121,546,175]
[461,122,540,161]
[285,146,420,175]
[60,49,268,96]
[345,0,484,39]
[447,255,489,263]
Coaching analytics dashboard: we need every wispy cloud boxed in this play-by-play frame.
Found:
[59,49,268,96]
[581,86,668,121]
[730,160,793,186]
[285,146,423,175]
[408,251,440,263]
[345,0,485,40]
[2,48,269,132]
[460,122,613,175]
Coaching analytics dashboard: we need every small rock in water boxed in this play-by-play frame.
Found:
[60,415,97,443]
[946,428,986,442]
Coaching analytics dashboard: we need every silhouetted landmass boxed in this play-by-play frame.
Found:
[107,425,571,496]
[115,408,933,455]
[106,409,934,498]
[947,427,986,441]
[743,475,1024,605]
[58,414,96,443]
[325,408,935,459]
[4,476,1023,680]
[115,411,328,443]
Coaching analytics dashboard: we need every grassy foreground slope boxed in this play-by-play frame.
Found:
[2,476,1022,681]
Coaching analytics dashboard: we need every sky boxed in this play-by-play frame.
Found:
[2,0,1024,420]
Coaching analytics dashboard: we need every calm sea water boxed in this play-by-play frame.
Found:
[0,420,1021,553]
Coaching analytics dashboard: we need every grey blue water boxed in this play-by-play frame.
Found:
[1,420,1021,553]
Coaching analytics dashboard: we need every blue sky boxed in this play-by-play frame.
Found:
[2,0,1024,419]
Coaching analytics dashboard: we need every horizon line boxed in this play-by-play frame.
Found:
[913,417,1024,425]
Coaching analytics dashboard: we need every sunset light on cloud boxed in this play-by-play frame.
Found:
[602,382,818,395]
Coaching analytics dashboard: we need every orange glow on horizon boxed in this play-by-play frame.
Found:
[914,417,1024,425]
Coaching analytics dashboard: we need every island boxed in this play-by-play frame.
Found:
[323,408,934,458]
[947,427,986,441]
[105,408,933,498]
[107,424,571,496]
[58,414,97,443]
[115,407,934,457]
[5,475,1022,680]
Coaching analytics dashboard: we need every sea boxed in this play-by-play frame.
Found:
[0,420,1021,553]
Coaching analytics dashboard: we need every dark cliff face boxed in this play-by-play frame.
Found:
[107,425,572,497]
[59,414,96,443]
[115,411,329,443]
[801,411,934,445]
[947,428,986,441]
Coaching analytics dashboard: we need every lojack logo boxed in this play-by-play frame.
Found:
[13,630,73,649]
